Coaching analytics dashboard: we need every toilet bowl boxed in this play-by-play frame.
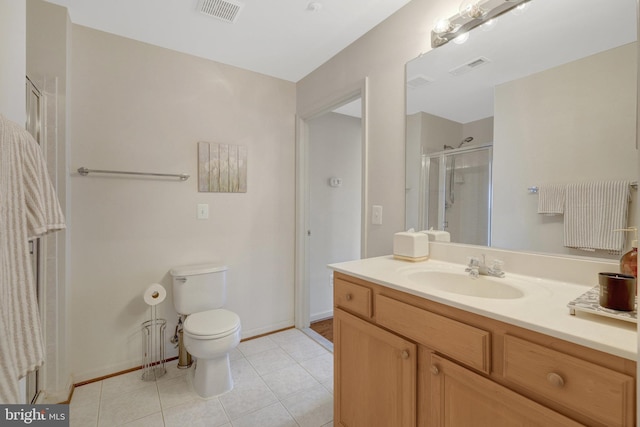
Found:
[183,309,241,398]
[170,263,242,398]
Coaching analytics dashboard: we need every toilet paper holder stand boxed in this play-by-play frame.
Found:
[141,305,167,381]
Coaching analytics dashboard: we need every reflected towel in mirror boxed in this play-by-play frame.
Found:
[564,181,630,252]
[537,184,566,215]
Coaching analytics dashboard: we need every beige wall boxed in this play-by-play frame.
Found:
[493,43,637,257]
[0,0,26,123]
[463,117,493,146]
[69,25,296,380]
[297,0,455,256]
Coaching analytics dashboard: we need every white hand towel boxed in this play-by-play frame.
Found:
[0,115,66,403]
[537,184,566,215]
[564,181,630,252]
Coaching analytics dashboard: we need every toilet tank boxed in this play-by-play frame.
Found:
[170,263,228,315]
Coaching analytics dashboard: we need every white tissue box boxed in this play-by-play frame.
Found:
[421,230,451,242]
[393,232,429,261]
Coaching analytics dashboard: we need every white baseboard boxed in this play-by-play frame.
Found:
[310,310,333,323]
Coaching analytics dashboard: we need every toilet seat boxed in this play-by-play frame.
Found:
[184,309,241,339]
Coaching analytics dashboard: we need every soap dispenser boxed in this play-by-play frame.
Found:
[616,227,637,278]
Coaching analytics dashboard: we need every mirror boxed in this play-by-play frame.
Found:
[406,0,638,259]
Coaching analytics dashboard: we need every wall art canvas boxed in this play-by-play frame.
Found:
[198,141,247,193]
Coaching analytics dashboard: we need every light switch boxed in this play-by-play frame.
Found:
[372,205,383,225]
[197,203,209,220]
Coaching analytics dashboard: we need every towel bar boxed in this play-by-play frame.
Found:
[529,182,637,194]
[77,167,189,181]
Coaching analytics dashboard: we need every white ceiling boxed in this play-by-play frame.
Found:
[42,0,412,82]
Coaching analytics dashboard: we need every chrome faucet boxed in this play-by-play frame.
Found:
[465,254,505,278]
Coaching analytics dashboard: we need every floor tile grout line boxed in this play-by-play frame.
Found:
[73,329,333,427]
[217,393,233,427]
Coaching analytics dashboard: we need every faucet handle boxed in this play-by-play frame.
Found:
[467,256,480,267]
[488,259,505,277]
[467,264,480,279]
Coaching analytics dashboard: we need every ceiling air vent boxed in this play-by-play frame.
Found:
[197,0,245,23]
[448,56,491,76]
[406,74,433,89]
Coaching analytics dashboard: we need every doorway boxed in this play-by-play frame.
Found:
[294,80,368,335]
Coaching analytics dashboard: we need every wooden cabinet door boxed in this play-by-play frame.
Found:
[429,354,583,427]
[334,308,417,427]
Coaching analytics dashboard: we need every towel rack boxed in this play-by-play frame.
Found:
[528,181,638,194]
[77,167,189,181]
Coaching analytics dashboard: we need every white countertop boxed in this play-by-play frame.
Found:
[329,255,637,360]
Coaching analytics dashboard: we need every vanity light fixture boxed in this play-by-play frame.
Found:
[459,0,487,19]
[431,0,530,48]
[453,31,470,44]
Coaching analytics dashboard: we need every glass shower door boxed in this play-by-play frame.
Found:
[421,146,492,246]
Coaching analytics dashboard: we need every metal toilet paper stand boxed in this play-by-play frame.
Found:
[141,285,167,381]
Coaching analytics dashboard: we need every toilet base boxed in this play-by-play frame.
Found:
[191,354,233,398]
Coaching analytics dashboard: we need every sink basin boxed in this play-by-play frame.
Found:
[406,270,525,299]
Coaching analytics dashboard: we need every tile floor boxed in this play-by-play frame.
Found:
[70,328,334,427]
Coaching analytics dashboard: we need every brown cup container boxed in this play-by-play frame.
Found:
[599,272,636,311]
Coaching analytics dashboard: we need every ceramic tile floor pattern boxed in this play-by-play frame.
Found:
[70,328,334,427]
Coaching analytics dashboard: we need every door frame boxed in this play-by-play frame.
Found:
[294,78,369,329]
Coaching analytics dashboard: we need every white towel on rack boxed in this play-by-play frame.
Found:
[537,184,566,215]
[563,181,630,252]
[0,115,66,403]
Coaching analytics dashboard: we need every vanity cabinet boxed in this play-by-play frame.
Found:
[334,308,416,427]
[429,354,582,426]
[333,272,636,427]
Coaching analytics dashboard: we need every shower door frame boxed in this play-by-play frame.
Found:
[420,144,493,245]
[25,76,44,404]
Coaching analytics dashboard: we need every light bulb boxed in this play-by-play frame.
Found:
[479,18,496,31]
[459,0,485,19]
[453,32,470,45]
[511,1,529,16]
[433,18,454,34]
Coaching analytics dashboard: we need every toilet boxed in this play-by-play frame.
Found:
[170,263,241,398]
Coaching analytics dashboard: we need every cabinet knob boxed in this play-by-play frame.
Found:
[546,372,565,388]
[430,365,440,376]
[345,294,352,301]
[401,350,409,359]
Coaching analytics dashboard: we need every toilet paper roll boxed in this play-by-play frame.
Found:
[143,283,166,306]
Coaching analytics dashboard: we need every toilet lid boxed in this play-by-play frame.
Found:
[184,309,240,338]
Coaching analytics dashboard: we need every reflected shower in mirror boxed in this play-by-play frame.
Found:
[405,0,638,259]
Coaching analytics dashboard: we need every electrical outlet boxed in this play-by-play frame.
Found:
[372,205,383,225]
